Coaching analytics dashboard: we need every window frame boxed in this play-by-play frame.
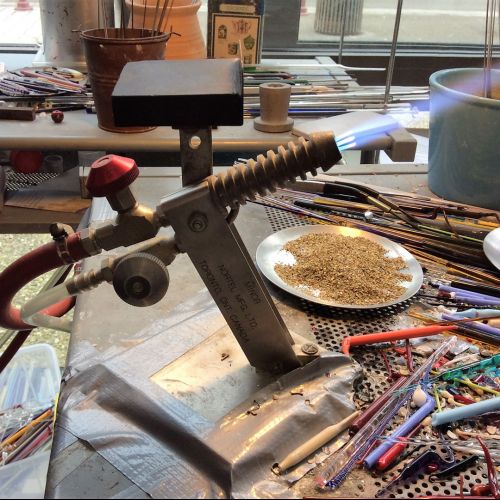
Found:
[0,1,497,87]
[0,44,39,54]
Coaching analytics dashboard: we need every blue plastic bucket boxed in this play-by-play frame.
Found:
[429,68,500,210]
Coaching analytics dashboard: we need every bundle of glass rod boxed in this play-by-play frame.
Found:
[244,87,429,101]
[250,180,500,286]
[243,74,353,90]
[417,291,500,311]
[243,86,428,117]
[0,70,87,98]
[255,194,490,269]
[0,407,54,466]
[483,0,498,98]
[243,60,429,117]
[244,102,414,118]
[98,0,176,38]
[243,60,430,116]
[409,311,500,348]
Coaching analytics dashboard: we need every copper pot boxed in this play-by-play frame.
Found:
[81,28,169,133]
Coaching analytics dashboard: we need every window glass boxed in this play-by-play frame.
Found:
[0,1,496,54]
[299,0,498,47]
[0,0,42,45]
[199,0,208,41]
[0,1,209,47]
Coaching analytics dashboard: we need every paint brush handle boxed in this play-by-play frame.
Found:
[450,280,500,299]
[439,284,500,302]
[0,408,52,448]
[277,411,360,474]
[432,396,500,426]
[455,295,500,306]
[442,313,500,337]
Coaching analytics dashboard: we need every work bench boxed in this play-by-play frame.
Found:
[0,112,422,234]
[44,164,455,500]
[0,56,431,496]
[0,55,419,233]
[0,116,299,233]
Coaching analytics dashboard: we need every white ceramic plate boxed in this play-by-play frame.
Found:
[256,225,424,309]
[484,227,500,271]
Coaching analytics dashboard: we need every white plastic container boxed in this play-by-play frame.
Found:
[0,344,61,411]
[0,451,51,499]
[0,345,60,499]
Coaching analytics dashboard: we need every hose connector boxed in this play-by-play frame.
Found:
[65,266,111,296]
[209,131,341,209]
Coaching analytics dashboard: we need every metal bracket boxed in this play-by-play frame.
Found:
[106,60,343,374]
[160,184,301,374]
[179,128,213,186]
[384,128,418,162]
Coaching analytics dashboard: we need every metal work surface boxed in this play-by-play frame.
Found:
[0,114,295,153]
[0,168,86,233]
[0,113,417,156]
[46,167,488,499]
[263,202,492,500]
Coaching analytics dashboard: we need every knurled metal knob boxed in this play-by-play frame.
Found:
[86,155,139,198]
[112,252,169,308]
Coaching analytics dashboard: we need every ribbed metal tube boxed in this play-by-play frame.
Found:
[210,132,341,209]
[314,0,364,36]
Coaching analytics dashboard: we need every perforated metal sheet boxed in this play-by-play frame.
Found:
[376,445,490,499]
[5,171,58,191]
[264,204,490,499]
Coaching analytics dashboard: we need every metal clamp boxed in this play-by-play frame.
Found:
[50,223,76,265]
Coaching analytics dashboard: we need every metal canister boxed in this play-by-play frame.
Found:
[314,0,364,36]
[81,28,169,133]
[429,68,500,210]
[38,0,113,70]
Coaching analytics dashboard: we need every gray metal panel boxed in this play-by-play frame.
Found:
[47,444,148,500]
[0,115,294,153]
[163,184,300,373]
[263,0,302,49]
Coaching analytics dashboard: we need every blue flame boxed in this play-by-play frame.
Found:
[333,111,402,154]
[336,135,356,147]
[334,66,499,154]
[336,113,400,143]
[336,123,409,151]
[338,141,357,152]
[337,131,385,152]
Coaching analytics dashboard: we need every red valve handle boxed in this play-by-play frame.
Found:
[86,155,139,198]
